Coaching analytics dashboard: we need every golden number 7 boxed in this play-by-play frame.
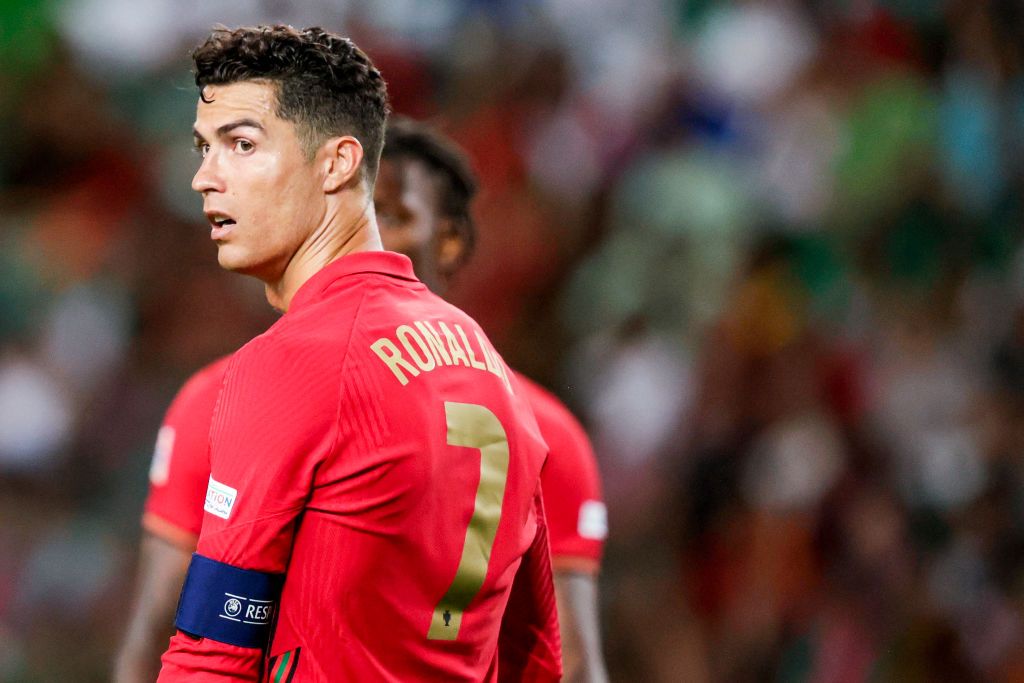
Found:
[427,402,510,640]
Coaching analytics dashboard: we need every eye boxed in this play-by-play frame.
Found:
[233,139,254,154]
[194,143,210,157]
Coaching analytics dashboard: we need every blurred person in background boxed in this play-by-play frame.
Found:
[376,118,609,683]
[11,0,1024,680]
[155,25,559,681]
[116,115,610,682]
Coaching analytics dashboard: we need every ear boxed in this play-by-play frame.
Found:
[321,136,365,193]
[435,217,469,279]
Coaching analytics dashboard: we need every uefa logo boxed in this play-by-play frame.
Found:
[224,598,242,618]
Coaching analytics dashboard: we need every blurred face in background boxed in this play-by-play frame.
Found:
[191,80,327,282]
[374,156,465,292]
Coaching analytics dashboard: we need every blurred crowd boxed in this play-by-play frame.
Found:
[3,0,1024,680]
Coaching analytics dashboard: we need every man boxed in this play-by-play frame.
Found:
[115,117,608,681]
[377,119,608,682]
[153,26,560,681]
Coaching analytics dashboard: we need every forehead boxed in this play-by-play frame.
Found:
[193,81,279,130]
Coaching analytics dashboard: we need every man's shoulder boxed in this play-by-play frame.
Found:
[274,271,451,343]
[182,354,233,394]
[516,374,607,565]
[514,373,588,444]
[242,294,362,359]
[164,354,233,423]
[514,372,602,487]
[225,317,348,399]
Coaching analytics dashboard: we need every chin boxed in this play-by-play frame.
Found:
[216,244,257,274]
[217,244,279,282]
[216,244,245,271]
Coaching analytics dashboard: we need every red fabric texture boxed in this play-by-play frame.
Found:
[158,252,560,682]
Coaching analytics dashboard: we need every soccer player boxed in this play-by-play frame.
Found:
[115,117,609,682]
[153,25,560,681]
[377,119,609,682]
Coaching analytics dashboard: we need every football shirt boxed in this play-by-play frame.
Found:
[157,252,560,682]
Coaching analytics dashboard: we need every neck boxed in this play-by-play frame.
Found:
[265,200,383,312]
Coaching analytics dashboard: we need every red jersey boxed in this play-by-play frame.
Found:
[143,355,231,550]
[157,252,560,682]
[143,356,607,576]
[516,375,607,574]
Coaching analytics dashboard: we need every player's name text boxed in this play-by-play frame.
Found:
[371,320,512,391]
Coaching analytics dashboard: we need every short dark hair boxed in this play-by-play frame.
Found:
[382,117,478,262]
[192,25,390,181]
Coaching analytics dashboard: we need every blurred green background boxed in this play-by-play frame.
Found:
[4,0,1024,680]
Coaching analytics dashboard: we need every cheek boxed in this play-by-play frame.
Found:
[249,161,320,226]
[286,168,322,205]
[228,158,279,213]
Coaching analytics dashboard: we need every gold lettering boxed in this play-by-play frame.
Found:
[415,321,453,366]
[476,331,501,375]
[456,324,487,370]
[476,332,512,392]
[397,325,436,371]
[496,358,511,391]
[439,322,470,367]
[371,338,419,386]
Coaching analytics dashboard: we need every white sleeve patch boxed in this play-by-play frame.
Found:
[577,500,608,540]
[148,425,175,486]
[204,476,238,520]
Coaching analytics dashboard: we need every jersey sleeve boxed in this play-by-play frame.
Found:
[530,388,607,574]
[497,488,563,682]
[158,335,342,681]
[143,357,230,550]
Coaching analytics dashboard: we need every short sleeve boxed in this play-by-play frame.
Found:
[531,389,607,573]
[195,334,342,573]
[143,357,231,549]
[159,333,344,680]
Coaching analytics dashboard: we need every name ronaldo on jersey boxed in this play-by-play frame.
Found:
[371,319,512,391]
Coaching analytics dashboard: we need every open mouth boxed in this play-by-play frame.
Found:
[206,212,237,238]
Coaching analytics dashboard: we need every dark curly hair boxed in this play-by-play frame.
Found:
[192,25,390,181]
[382,117,478,263]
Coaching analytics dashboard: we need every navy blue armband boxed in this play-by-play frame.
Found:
[174,553,285,649]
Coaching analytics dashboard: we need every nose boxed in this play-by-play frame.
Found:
[192,153,225,194]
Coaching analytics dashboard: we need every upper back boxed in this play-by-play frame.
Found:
[246,253,549,681]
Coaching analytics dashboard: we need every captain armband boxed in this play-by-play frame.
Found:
[174,553,285,649]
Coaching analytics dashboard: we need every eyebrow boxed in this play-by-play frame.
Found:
[193,118,266,142]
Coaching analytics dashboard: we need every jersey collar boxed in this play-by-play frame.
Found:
[288,251,419,313]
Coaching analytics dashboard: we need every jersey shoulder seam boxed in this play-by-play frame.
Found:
[328,287,371,458]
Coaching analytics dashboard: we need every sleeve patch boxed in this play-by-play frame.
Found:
[204,475,238,520]
[577,500,608,540]
[148,425,175,486]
